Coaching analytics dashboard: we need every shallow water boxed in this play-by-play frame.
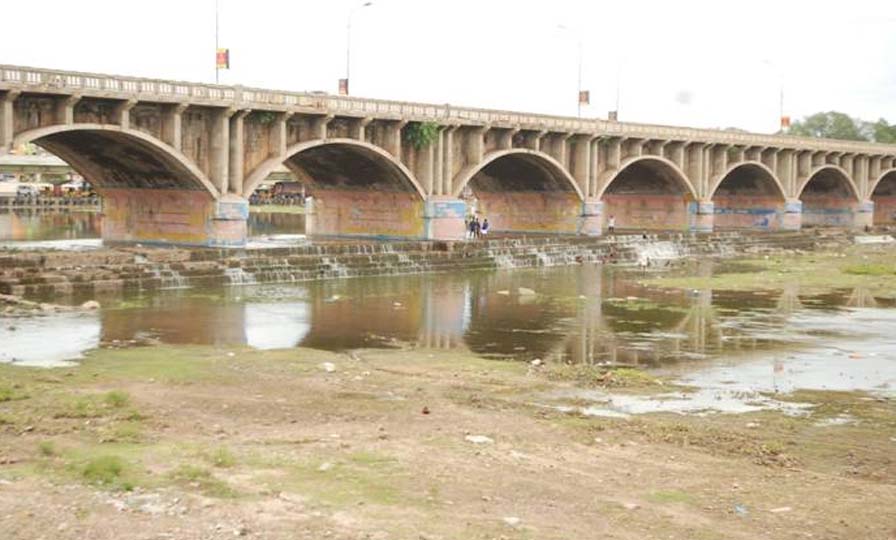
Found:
[0,209,305,248]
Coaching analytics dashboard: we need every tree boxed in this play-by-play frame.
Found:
[870,118,896,144]
[788,111,869,141]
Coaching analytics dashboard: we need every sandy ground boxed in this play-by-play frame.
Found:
[1,342,894,540]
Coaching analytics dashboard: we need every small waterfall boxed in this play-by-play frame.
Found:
[632,241,683,268]
[224,267,258,285]
[320,257,349,278]
[152,264,189,290]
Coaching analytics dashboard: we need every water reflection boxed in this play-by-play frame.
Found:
[4,263,895,379]
[0,210,303,242]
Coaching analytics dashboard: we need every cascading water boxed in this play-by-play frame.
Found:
[224,267,258,285]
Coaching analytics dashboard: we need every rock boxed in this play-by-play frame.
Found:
[530,359,543,367]
[497,290,510,296]
[321,362,336,373]
[421,406,431,415]
[318,462,333,472]
[465,435,494,445]
[80,300,100,310]
[769,506,792,513]
[622,503,640,510]
[517,287,536,296]
[502,517,521,527]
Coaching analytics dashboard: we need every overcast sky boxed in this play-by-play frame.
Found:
[3,0,894,133]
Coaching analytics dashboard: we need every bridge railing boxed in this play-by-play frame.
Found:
[2,64,895,155]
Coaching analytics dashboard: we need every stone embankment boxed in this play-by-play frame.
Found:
[0,230,852,298]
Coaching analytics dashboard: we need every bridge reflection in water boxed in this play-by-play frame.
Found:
[3,263,890,369]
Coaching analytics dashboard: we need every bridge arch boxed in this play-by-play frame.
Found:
[798,165,861,228]
[242,138,425,200]
[869,168,896,225]
[709,161,787,230]
[14,123,219,197]
[599,156,697,232]
[452,149,585,234]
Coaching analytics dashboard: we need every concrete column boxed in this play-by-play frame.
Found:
[313,114,333,140]
[579,199,603,236]
[572,135,593,196]
[781,198,802,231]
[869,156,883,192]
[607,138,622,170]
[424,197,466,241]
[533,130,547,152]
[733,146,746,164]
[0,91,19,151]
[228,110,250,195]
[691,201,714,233]
[667,142,686,170]
[210,108,235,195]
[270,112,293,158]
[55,94,80,125]
[855,200,874,229]
[497,128,518,150]
[588,138,600,197]
[114,99,137,129]
[352,117,372,141]
[854,155,869,196]
[710,145,728,179]
[776,150,794,195]
[162,104,189,151]
[385,120,406,158]
[464,126,486,172]
[430,127,443,196]
[686,143,705,192]
[442,126,456,196]
[745,146,763,162]
[761,148,777,176]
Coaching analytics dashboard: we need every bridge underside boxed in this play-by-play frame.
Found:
[872,171,896,225]
[800,170,861,228]
[36,130,247,247]
[602,162,694,231]
[292,144,425,239]
[712,165,786,231]
[467,155,582,234]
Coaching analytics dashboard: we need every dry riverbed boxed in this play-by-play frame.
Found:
[1,341,894,539]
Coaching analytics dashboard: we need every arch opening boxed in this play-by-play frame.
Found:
[799,167,860,228]
[464,151,583,234]
[283,142,425,238]
[711,163,786,230]
[602,158,695,232]
[871,170,896,225]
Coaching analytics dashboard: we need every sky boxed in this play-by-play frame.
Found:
[2,0,894,134]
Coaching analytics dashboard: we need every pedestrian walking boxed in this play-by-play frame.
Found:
[608,214,616,234]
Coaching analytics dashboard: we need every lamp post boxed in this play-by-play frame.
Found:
[344,1,373,96]
[762,59,786,132]
[557,25,584,117]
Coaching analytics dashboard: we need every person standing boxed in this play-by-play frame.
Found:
[481,218,490,237]
[608,214,616,234]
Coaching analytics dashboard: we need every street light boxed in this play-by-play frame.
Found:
[762,59,786,132]
[557,25,585,117]
[344,1,374,95]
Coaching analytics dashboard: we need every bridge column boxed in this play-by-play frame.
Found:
[578,199,603,236]
[854,200,874,229]
[690,200,714,233]
[424,197,467,241]
[781,199,802,231]
[0,91,18,152]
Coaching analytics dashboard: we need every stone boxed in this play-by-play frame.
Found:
[321,362,336,373]
[502,517,521,527]
[80,300,100,310]
[465,435,494,444]
[517,287,536,296]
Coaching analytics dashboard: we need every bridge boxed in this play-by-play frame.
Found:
[2,64,895,247]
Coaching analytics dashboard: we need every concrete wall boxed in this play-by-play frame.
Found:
[873,196,896,225]
[475,191,582,233]
[602,194,692,231]
[306,189,424,239]
[800,195,859,227]
[102,189,247,247]
[713,196,784,230]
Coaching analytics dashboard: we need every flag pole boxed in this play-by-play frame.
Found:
[215,0,219,84]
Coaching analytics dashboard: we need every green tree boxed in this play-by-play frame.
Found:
[788,111,869,141]
[870,118,896,144]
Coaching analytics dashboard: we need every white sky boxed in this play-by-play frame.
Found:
[3,0,894,133]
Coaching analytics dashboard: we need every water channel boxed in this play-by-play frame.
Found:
[2,209,895,417]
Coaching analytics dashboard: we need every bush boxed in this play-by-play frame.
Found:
[103,391,130,409]
[82,455,125,486]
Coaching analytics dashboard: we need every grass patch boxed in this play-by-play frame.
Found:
[843,264,895,276]
[169,465,236,498]
[103,390,130,409]
[546,364,662,388]
[207,447,236,468]
[647,489,695,504]
[0,383,28,402]
[37,441,56,457]
[82,455,132,490]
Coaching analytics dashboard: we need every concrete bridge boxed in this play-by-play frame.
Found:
[2,64,896,247]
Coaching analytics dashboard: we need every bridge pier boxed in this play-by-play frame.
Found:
[424,197,467,241]
[691,201,714,233]
[578,200,603,236]
[102,190,248,247]
[781,199,803,231]
[854,200,874,229]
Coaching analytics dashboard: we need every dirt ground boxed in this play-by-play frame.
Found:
[1,341,894,540]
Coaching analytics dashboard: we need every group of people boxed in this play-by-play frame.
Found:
[466,216,490,239]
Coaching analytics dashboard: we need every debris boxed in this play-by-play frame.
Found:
[80,300,101,310]
[502,517,521,527]
[517,287,536,296]
[734,504,748,517]
[465,435,494,445]
[622,503,640,510]
[318,462,333,472]
[497,290,510,296]
[421,406,431,415]
[530,359,543,367]
[321,362,336,373]
[769,506,792,513]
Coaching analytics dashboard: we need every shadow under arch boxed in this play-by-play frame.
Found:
[599,156,697,231]
[14,124,220,197]
[869,168,896,225]
[798,165,861,228]
[710,161,787,230]
[242,138,426,200]
[451,149,585,234]
[244,139,426,238]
